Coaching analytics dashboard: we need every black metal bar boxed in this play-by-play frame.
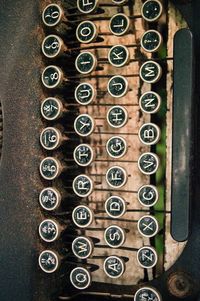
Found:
[171,28,194,242]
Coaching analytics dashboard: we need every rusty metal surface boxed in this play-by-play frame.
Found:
[0,1,59,300]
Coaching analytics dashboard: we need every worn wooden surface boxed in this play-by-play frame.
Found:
[74,0,188,285]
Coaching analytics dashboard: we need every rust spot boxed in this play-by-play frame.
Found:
[168,271,195,298]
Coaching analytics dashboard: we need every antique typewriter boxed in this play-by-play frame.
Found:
[0,0,199,301]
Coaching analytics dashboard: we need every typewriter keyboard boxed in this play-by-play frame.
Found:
[38,0,187,299]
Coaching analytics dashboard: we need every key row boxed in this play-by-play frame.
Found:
[42,30,162,60]
[40,125,161,153]
[39,185,159,212]
[39,242,158,274]
[41,61,162,88]
[39,153,159,182]
[41,92,161,122]
[42,1,163,28]
[38,213,159,241]
[38,248,162,301]
[75,24,162,48]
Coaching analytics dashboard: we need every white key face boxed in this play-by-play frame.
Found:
[108,75,128,98]
[138,153,159,175]
[76,21,97,44]
[75,83,95,105]
[105,196,126,218]
[140,61,162,84]
[134,287,161,301]
[138,215,159,238]
[74,144,94,166]
[72,236,93,259]
[109,14,130,36]
[41,65,63,89]
[73,175,93,198]
[74,114,95,136]
[104,256,125,278]
[77,0,98,14]
[75,52,97,74]
[139,123,161,145]
[141,30,162,53]
[42,4,63,27]
[108,45,129,67]
[39,219,60,242]
[41,98,63,120]
[42,35,63,58]
[107,106,128,128]
[106,136,127,158]
[104,225,125,248]
[39,251,59,273]
[70,267,91,290]
[137,247,158,269]
[39,188,61,211]
[106,166,127,188]
[141,0,163,22]
[72,205,93,228]
[39,157,61,180]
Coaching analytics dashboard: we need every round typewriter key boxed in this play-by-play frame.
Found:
[107,106,128,128]
[42,35,64,58]
[73,175,93,197]
[75,52,97,74]
[70,267,91,290]
[74,114,95,137]
[139,91,161,114]
[134,287,161,301]
[104,225,125,248]
[75,82,95,105]
[105,196,126,218]
[39,187,61,211]
[40,127,62,150]
[76,21,97,44]
[72,205,93,228]
[104,256,125,278]
[42,4,63,27]
[139,123,161,146]
[112,0,128,4]
[39,219,60,242]
[109,14,130,36]
[72,236,94,259]
[106,136,127,159]
[140,61,162,84]
[74,144,94,166]
[141,0,163,22]
[108,76,128,98]
[138,215,159,238]
[40,157,62,180]
[41,98,63,121]
[39,250,59,273]
[137,246,158,269]
[108,45,130,68]
[138,185,158,207]
[77,0,98,14]
[138,152,159,175]
[42,65,63,89]
[106,166,127,188]
[141,30,162,53]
